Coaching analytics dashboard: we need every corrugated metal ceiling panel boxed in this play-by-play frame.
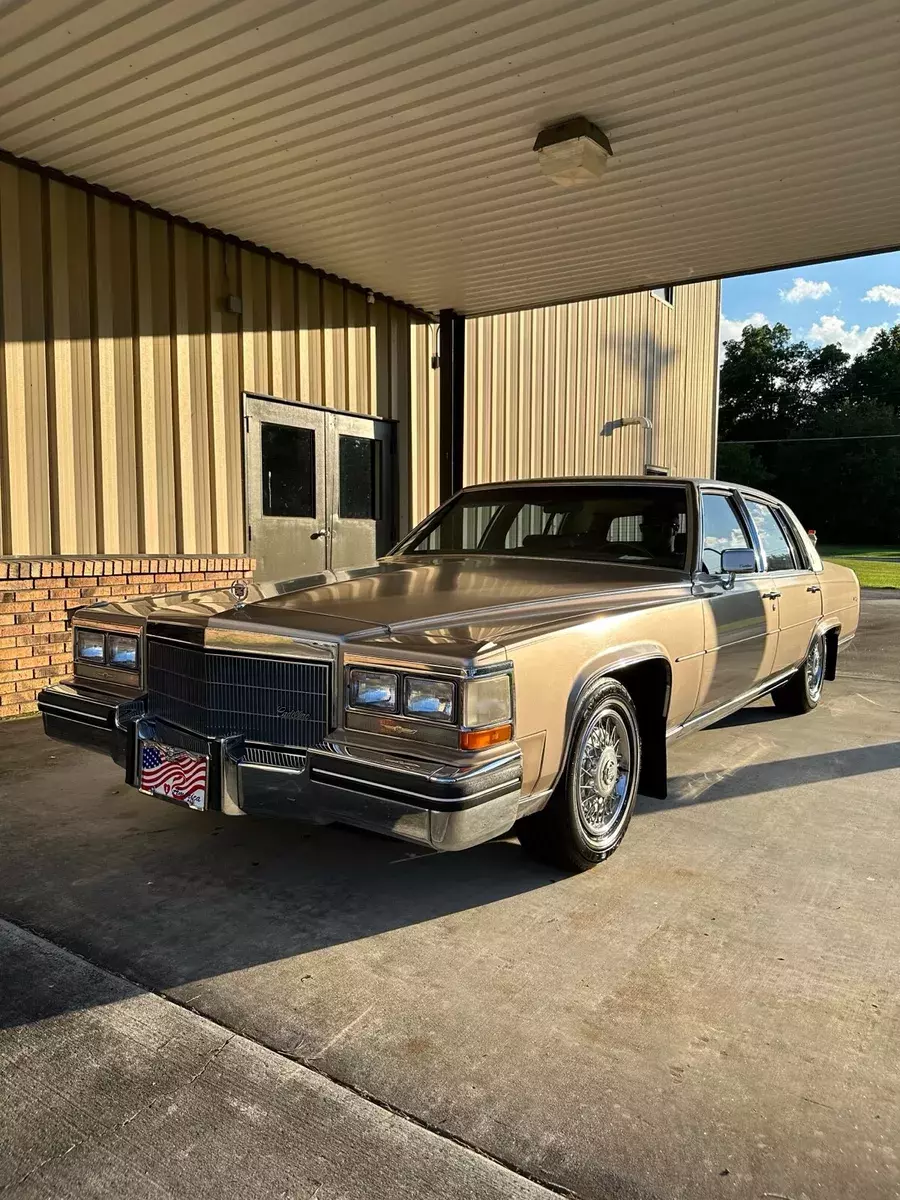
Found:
[0,0,897,315]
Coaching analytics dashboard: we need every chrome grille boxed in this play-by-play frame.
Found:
[244,745,306,771]
[147,639,331,748]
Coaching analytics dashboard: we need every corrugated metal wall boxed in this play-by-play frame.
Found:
[0,156,438,557]
[0,155,718,560]
[464,282,719,485]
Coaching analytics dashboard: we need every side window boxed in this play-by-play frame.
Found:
[744,500,798,572]
[701,493,753,574]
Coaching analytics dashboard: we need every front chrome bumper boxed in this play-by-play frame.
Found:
[37,682,524,852]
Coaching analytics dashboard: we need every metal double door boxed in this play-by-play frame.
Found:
[243,394,395,582]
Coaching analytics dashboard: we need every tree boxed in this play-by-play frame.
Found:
[844,327,900,412]
[716,321,900,543]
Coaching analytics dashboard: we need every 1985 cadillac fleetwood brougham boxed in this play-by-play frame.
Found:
[39,478,859,872]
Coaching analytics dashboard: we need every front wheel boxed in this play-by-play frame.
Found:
[772,632,826,715]
[515,678,641,873]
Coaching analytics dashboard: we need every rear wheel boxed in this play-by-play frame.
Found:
[772,631,826,715]
[516,679,641,873]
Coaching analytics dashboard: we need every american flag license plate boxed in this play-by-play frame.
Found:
[140,741,208,810]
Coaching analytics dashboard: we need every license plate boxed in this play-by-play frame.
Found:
[139,741,208,811]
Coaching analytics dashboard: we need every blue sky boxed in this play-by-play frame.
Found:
[720,249,900,362]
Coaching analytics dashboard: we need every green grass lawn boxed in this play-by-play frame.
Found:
[819,545,900,589]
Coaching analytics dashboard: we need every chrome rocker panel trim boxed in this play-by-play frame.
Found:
[37,682,524,852]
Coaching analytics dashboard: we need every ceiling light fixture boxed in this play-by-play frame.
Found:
[533,116,613,187]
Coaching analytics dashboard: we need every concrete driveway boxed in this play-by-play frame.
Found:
[1,594,899,1200]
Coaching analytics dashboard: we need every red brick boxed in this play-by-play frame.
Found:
[17,633,51,647]
[17,652,51,666]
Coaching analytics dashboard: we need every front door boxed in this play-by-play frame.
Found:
[694,490,779,717]
[244,395,395,581]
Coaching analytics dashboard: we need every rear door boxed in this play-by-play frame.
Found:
[741,496,822,673]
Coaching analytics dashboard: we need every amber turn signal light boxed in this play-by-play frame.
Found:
[458,724,512,751]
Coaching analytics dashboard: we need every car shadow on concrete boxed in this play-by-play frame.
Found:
[0,723,563,1029]
[651,739,900,812]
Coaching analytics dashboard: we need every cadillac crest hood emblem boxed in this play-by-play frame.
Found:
[229,578,250,608]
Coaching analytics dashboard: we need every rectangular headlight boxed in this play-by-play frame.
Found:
[74,628,105,664]
[462,674,512,729]
[107,633,139,670]
[348,669,398,711]
[404,677,455,722]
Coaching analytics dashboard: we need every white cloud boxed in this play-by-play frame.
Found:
[862,284,900,306]
[779,277,832,303]
[719,311,767,362]
[806,314,886,357]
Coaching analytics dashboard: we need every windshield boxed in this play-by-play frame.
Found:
[401,484,690,570]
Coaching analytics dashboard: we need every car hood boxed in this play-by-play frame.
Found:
[78,555,691,659]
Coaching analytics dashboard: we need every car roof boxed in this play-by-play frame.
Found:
[456,476,787,507]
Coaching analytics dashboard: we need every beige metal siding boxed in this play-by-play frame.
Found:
[464,282,719,486]
[0,156,437,556]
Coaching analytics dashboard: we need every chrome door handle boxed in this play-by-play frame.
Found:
[762,591,781,600]
[807,585,821,593]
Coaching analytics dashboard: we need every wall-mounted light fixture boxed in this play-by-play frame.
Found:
[619,415,652,430]
[533,116,613,187]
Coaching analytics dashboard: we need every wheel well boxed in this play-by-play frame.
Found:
[824,626,840,681]
[605,658,670,800]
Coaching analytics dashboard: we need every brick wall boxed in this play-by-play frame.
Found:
[0,556,254,718]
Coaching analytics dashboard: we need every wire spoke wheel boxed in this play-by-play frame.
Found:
[806,634,825,701]
[572,701,635,843]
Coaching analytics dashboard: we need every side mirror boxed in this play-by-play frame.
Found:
[720,547,756,576]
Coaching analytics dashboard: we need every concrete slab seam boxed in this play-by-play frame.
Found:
[0,914,582,1200]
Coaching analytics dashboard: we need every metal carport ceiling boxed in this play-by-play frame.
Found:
[1,0,898,316]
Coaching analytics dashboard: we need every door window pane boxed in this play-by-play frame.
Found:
[261,423,315,517]
[744,500,797,571]
[339,435,378,520]
[701,493,752,574]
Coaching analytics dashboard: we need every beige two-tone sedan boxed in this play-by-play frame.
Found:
[39,477,859,872]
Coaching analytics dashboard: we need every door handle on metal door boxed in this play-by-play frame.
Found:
[310,529,328,540]
[762,591,781,600]
[807,584,821,593]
